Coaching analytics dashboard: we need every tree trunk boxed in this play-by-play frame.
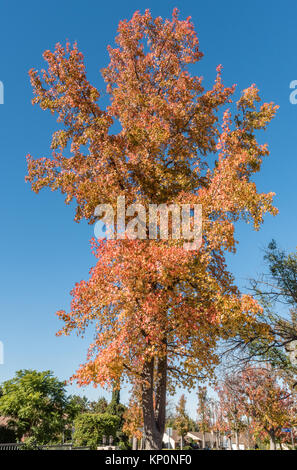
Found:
[180,436,184,450]
[269,430,277,450]
[291,429,295,448]
[132,436,138,450]
[141,355,167,450]
[247,418,251,450]
[235,430,239,450]
[202,431,206,449]
[155,355,167,441]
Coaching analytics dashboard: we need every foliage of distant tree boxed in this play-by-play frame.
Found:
[89,397,109,414]
[196,386,212,447]
[216,375,247,448]
[226,241,297,384]
[68,395,90,414]
[0,370,72,444]
[122,389,143,440]
[218,367,296,450]
[174,395,192,447]
[106,388,126,423]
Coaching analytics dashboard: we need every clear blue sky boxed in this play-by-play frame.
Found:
[0,0,297,415]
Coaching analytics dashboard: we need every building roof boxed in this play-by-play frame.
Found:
[186,431,212,441]
[163,429,181,443]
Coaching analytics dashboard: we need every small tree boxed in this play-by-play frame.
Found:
[196,386,212,448]
[216,376,246,449]
[175,394,191,449]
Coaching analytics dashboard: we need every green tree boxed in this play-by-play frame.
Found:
[107,388,126,423]
[107,387,128,448]
[0,370,71,444]
[89,397,108,414]
[68,395,90,414]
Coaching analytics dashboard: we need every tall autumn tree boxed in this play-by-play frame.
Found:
[26,9,277,448]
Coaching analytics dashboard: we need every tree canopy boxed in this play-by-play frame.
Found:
[26,8,278,449]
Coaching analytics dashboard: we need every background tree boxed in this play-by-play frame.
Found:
[174,394,191,449]
[0,370,71,444]
[196,386,211,448]
[89,397,109,414]
[106,387,128,448]
[235,367,295,450]
[122,391,143,442]
[252,241,297,381]
[225,241,297,385]
[210,399,228,449]
[68,395,90,414]
[165,398,197,434]
[26,9,277,449]
[164,399,176,427]
[106,387,126,422]
[216,376,246,449]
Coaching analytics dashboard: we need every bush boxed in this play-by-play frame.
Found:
[73,413,121,449]
[21,437,38,450]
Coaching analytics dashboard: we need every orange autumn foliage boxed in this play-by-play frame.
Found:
[26,8,278,448]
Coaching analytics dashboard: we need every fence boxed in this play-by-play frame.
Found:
[0,442,91,451]
[0,443,25,450]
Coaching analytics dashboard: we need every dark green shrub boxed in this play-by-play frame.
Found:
[73,413,120,449]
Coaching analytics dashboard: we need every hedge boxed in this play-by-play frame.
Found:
[73,413,121,449]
